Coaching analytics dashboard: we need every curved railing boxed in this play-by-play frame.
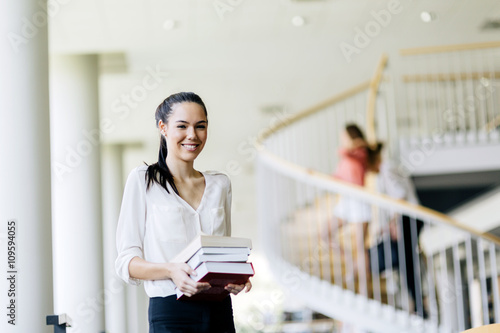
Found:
[256,48,500,332]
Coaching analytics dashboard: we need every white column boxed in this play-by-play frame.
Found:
[101,144,127,333]
[127,284,150,333]
[122,146,150,332]
[0,1,53,332]
[50,55,104,333]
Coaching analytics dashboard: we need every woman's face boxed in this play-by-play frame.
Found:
[160,102,208,163]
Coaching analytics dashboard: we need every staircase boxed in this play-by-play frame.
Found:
[255,42,500,332]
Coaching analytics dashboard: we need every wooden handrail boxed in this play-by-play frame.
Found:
[365,54,388,144]
[461,323,500,333]
[400,41,500,56]
[403,71,500,83]
[257,55,388,145]
[257,80,371,143]
[256,145,500,247]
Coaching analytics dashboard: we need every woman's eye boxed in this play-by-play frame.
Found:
[177,125,186,129]
[197,125,206,129]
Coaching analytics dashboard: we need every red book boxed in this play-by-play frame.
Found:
[176,261,254,301]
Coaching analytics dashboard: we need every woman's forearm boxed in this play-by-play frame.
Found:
[129,256,210,296]
[129,256,171,281]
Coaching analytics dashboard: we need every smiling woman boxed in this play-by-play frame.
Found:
[115,92,251,333]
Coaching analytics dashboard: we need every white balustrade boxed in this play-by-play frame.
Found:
[256,44,500,332]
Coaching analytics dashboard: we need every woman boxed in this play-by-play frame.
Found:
[331,124,371,236]
[115,92,251,332]
[329,124,379,290]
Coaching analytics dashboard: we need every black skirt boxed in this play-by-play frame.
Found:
[148,295,236,333]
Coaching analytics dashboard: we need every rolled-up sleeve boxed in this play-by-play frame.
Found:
[115,168,146,285]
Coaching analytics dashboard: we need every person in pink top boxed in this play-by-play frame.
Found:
[328,124,382,289]
[332,124,370,226]
[334,124,369,186]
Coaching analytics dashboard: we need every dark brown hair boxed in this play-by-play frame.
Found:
[345,123,365,140]
[367,142,384,170]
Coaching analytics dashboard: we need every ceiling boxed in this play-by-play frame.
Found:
[48,0,500,118]
[49,0,500,123]
[50,0,500,59]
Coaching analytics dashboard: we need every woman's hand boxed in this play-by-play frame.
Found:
[167,263,211,297]
[225,279,252,295]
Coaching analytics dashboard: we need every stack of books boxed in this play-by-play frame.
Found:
[171,235,254,301]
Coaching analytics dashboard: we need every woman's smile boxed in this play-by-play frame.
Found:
[181,143,200,152]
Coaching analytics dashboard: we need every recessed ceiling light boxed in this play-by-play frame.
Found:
[291,16,306,27]
[420,11,436,23]
[163,19,176,31]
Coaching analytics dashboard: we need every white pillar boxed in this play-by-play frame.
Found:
[101,144,127,333]
[50,55,105,333]
[127,284,150,333]
[0,1,53,332]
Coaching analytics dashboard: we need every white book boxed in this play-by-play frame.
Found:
[193,247,251,256]
[187,252,250,270]
[171,235,252,264]
[192,261,255,279]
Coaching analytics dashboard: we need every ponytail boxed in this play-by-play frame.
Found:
[145,135,179,194]
[367,142,384,170]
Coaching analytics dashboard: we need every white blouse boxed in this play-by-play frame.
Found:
[115,165,232,297]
